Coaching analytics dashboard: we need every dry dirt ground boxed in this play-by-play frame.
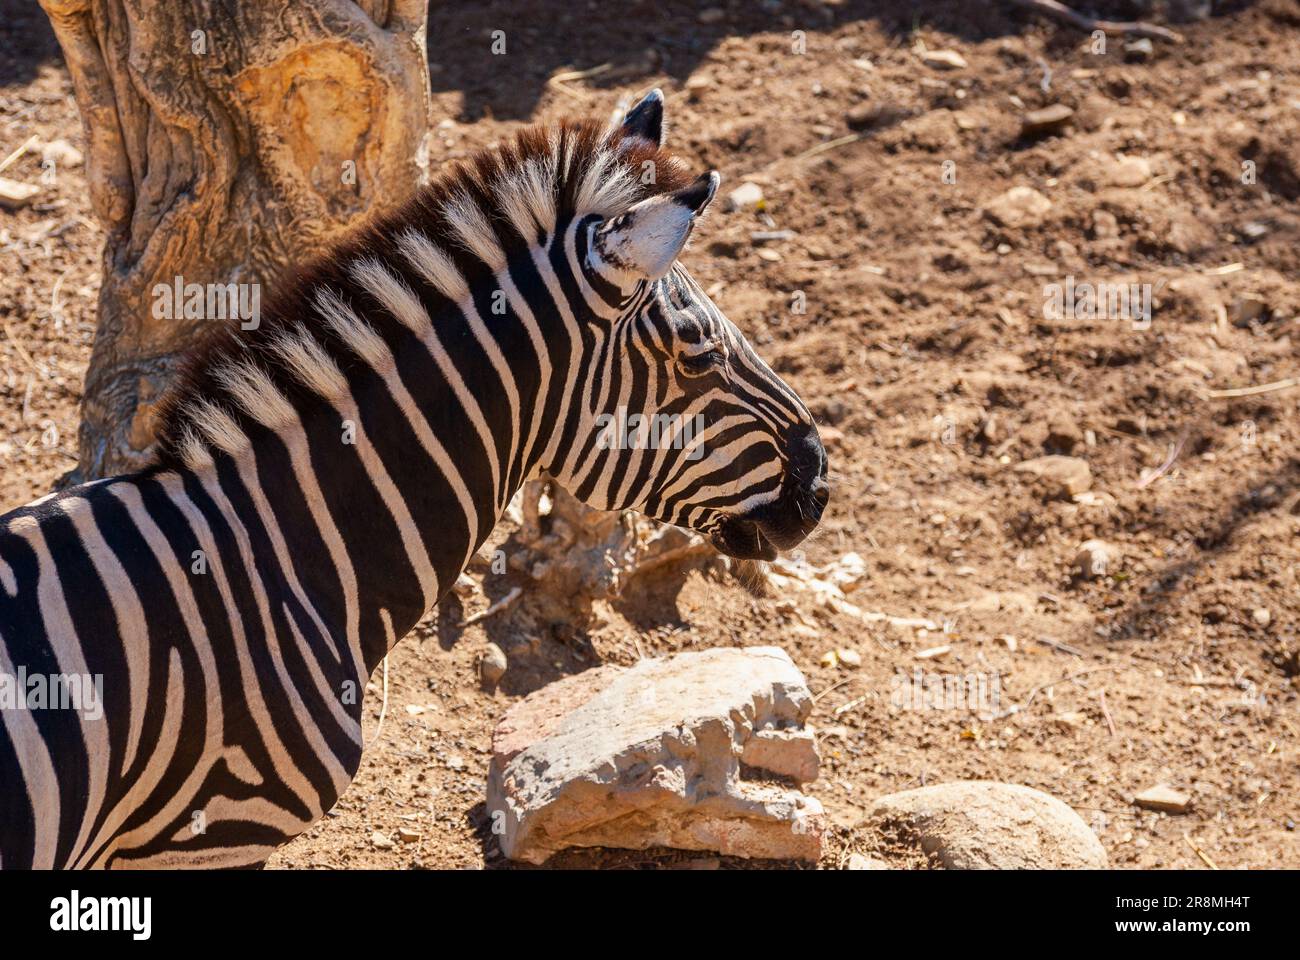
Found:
[1,1,1297,870]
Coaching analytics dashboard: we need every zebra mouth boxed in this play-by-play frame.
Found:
[709,515,781,561]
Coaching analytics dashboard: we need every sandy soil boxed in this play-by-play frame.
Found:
[1,1,1296,869]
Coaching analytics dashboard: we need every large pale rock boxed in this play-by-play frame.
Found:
[868,781,1108,869]
[487,647,824,865]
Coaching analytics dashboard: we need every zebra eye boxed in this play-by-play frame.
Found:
[680,348,724,375]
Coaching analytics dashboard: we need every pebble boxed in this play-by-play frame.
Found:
[1229,293,1268,326]
[1074,539,1114,580]
[983,186,1053,229]
[1124,38,1154,63]
[371,830,396,849]
[1134,784,1192,814]
[724,181,765,213]
[1014,455,1093,499]
[920,49,967,70]
[1021,103,1074,137]
[480,642,508,684]
[846,853,891,870]
[1252,607,1272,628]
[697,7,725,24]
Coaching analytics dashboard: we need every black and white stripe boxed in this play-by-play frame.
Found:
[0,91,827,869]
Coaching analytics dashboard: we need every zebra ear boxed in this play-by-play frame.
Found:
[619,89,665,147]
[592,172,719,281]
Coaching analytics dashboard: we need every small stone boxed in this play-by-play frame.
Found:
[983,186,1052,229]
[0,177,41,209]
[697,7,725,24]
[1168,0,1211,22]
[1046,411,1084,454]
[1229,293,1269,326]
[1074,539,1114,579]
[1252,607,1272,628]
[480,642,508,684]
[1092,209,1120,239]
[1124,38,1154,62]
[866,781,1107,868]
[845,102,908,131]
[1134,784,1192,814]
[846,852,891,870]
[920,49,968,71]
[837,648,862,669]
[397,827,422,843]
[1021,103,1074,137]
[1014,455,1093,499]
[724,181,765,213]
[685,74,712,100]
[371,831,396,849]
[39,138,84,168]
[1106,155,1153,188]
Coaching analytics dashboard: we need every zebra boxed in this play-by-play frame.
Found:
[0,90,829,869]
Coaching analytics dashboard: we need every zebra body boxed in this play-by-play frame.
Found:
[0,92,827,868]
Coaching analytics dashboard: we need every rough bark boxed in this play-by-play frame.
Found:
[39,0,432,480]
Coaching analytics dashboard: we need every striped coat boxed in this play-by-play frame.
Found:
[0,91,827,868]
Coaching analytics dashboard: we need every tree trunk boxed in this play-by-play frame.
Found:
[39,0,432,481]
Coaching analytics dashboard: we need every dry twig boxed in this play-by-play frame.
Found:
[1007,0,1183,42]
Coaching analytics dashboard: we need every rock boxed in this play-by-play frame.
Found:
[397,827,422,843]
[1168,0,1211,21]
[697,7,725,24]
[1229,293,1269,326]
[1124,38,1154,63]
[983,186,1052,229]
[845,102,909,132]
[1045,411,1083,454]
[487,646,824,864]
[1014,455,1093,499]
[371,831,396,850]
[920,49,967,71]
[823,551,867,593]
[837,648,862,669]
[867,781,1108,869]
[1074,539,1114,579]
[1106,155,1153,188]
[1134,784,1192,814]
[39,138,84,168]
[724,181,765,213]
[1252,607,1272,628]
[1092,209,1120,239]
[0,176,41,210]
[684,74,712,100]
[1021,103,1074,137]
[480,642,508,684]
[846,852,891,870]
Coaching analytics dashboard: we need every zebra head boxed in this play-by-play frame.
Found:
[551,91,829,561]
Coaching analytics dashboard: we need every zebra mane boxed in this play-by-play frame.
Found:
[150,117,693,472]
